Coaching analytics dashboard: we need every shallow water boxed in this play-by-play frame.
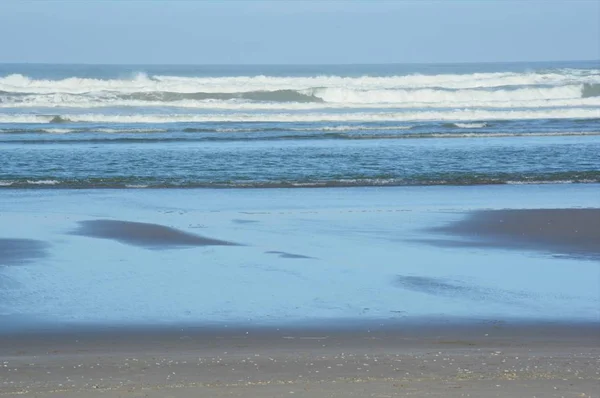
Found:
[0,185,598,329]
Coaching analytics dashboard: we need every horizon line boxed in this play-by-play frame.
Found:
[0,59,598,67]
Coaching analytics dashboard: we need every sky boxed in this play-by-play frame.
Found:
[0,0,598,65]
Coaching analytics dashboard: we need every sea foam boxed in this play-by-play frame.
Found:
[2,70,599,93]
[1,108,598,124]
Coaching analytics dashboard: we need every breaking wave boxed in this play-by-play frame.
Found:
[582,83,600,98]
[0,70,598,110]
[1,108,598,124]
[2,70,599,93]
[445,122,488,129]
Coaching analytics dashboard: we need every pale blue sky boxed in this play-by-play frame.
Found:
[0,0,598,64]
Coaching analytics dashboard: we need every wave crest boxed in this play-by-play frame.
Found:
[1,108,598,124]
[582,83,600,98]
[2,69,599,94]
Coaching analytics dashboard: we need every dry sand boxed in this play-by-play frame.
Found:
[1,322,598,397]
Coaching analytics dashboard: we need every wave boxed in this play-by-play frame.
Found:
[2,69,598,110]
[582,83,600,98]
[2,96,599,111]
[309,85,588,104]
[2,70,599,95]
[445,122,488,129]
[2,86,600,109]
[40,128,73,134]
[49,115,70,123]
[0,127,171,135]
[0,125,414,135]
[1,108,598,124]
[118,89,323,103]
[25,179,60,185]
[1,172,598,189]
[181,125,414,133]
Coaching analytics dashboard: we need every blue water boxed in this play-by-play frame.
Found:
[1,61,599,188]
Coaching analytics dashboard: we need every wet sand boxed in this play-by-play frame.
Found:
[1,321,598,397]
[265,250,314,259]
[72,219,239,249]
[429,208,600,260]
[0,238,48,266]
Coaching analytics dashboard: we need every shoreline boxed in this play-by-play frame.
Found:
[2,180,600,190]
[2,314,599,337]
[2,318,599,352]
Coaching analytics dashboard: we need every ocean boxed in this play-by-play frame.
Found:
[1,61,599,328]
[1,60,599,189]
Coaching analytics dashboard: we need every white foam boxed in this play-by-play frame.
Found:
[94,128,169,133]
[319,125,413,131]
[1,108,598,124]
[506,180,591,185]
[423,132,600,139]
[41,128,74,134]
[310,85,585,104]
[2,91,599,110]
[1,70,599,95]
[453,122,488,128]
[25,180,60,185]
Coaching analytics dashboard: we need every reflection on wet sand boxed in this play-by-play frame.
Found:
[426,208,600,260]
[0,238,49,266]
[72,220,239,249]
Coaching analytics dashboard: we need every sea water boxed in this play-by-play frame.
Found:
[1,61,599,188]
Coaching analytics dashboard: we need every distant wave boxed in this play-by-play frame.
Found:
[2,96,599,110]
[1,108,599,124]
[181,125,414,133]
[444,122,488,129]
[119,89,323,103]
[25,179,60,185]
[1,171,598,189]
[2,70,599,94]
[309,85,588,104]
[0,124,414,135]
[1,70,598,111]
[1,86,599,108]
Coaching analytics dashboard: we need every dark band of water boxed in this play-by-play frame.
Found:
[1,172,599,189]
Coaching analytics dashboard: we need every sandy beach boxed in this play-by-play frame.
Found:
[1,185,599,396]
[1,321,599,397]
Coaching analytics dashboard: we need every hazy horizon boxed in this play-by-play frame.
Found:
[1,59,599,67]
